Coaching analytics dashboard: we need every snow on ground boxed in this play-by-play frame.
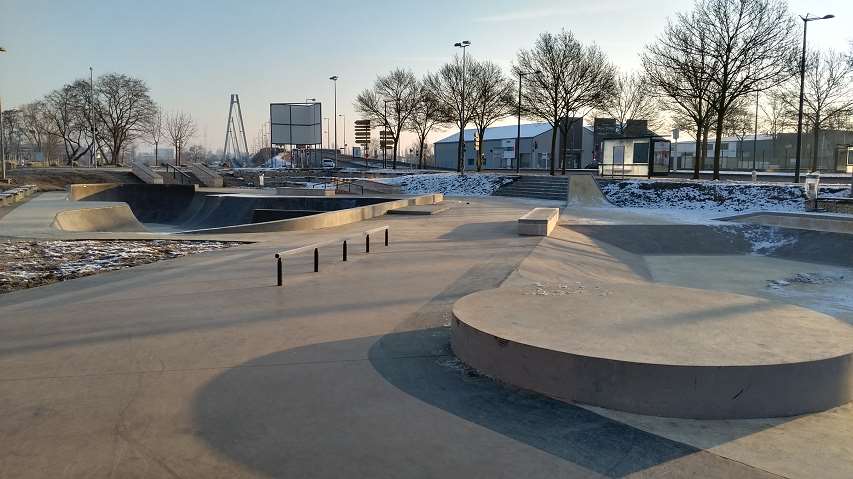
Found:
[600,180,808,212]
[0,240,240,294]
[394,173,513,196]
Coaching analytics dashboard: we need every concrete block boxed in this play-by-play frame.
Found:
[518,207,559,236]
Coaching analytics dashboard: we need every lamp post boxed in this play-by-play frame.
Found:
[1,47,6,181]
[794,13,834,183]
[338,114,346,155]
[454,40,470,173]
[752,90,759,172]
[515,69,540,173]
[329,76,338,164]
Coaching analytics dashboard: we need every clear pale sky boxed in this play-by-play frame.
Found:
[1,0,851,152]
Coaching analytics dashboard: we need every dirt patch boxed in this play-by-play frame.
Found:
[6,168,142,191]
[0,239,241,294]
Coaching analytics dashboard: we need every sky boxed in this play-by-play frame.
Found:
[2,0,852,153]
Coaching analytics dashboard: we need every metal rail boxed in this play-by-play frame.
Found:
[274,225,389,287]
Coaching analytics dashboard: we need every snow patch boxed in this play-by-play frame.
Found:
[398,173,514,196]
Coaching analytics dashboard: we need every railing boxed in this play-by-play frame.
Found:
[274,225,389,287]
[163,163,194,185]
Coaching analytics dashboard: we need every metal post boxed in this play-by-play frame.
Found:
[516,73,522,173]
[90,66,97,168]
[366,234,370,253]
[384,228,388,246]
[276,255,283,286]
[342,240,347,261]
[0,97,5,182]
[794,19,808,184]
[753,91,759,171]
[313,248,319,272]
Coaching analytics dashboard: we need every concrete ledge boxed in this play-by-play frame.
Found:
[518,207,559,236]
[276,187,336,196]
[131,162,164,184]
[387,203,450,215]
[191,163,224,187]
[451,285,853,419]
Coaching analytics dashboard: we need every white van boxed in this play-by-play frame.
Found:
[321,158,336,169]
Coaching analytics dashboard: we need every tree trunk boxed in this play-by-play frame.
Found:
[392,142,398,170]
[549,126,558,176]
[456,127,464,173]
[154,140,158,165]
[693,123,702,179]
[712,112,724,180]
[476,127,486,172]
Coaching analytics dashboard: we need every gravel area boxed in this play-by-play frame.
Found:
[0,239,240,294]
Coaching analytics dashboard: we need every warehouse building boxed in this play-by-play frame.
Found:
[433,121,593,170]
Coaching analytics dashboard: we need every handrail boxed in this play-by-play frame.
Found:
[274,225,389,286]
[163,163,194,185]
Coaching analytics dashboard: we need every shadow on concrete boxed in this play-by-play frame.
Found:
[438,221,519,241]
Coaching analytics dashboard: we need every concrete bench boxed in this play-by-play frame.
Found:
[518,207,559,236]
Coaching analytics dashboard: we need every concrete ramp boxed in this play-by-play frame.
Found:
[52,205,147,232]
[567,175,610,206]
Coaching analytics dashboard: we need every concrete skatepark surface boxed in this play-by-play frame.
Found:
[1,191,852,478]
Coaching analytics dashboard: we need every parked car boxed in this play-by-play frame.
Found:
[322,158,336,169]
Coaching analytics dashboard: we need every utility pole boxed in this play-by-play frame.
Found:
[90,66,97,168]
[1,47,6,180]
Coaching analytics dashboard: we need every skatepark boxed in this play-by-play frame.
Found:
[0,176,851,478]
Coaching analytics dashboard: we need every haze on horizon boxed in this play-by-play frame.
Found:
[2,0,852,153]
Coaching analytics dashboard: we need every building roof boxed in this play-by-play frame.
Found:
[435,123,552,144]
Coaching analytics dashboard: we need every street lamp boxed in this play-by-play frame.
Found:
[454,40,470,173]
[794,13,834,183]
[329,76,338,164]
[515,69,540,173]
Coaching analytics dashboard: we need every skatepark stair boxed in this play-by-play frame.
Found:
[131,162,164,184]
[493,175,568,201]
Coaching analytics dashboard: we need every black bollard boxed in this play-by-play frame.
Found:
[366,234,370,253]
[343,240,348,261]
[276,255,283,287]
[384,228,389,246]
[314,248,319,272]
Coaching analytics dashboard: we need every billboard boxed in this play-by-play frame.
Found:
[270,102,322,146]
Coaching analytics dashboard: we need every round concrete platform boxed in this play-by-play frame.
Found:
[451,284,853,419]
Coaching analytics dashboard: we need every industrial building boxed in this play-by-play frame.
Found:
[671,130,853,173]
[433,121,593,170]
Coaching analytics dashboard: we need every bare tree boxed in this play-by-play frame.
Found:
[141,108,165,165]
[644,9,721,179]
[697,0,798,179]
[93,73,156,165]
[779,49,853,171]
[468,60,514,171]
[760,89,790,163]
[406,87,446,169]
[600,72,660,134]
[43,81,91,165]
[354,69,420,169]
[515,30,615,175]
[19,102,50,157]
[165,111,197,166]
[721,101,753,166]
[425,55,475,172]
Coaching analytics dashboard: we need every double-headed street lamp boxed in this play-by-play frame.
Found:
[515,69,540,173]
[794,13,834,183]
[454,40,470,173]
[329,76,339,162]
